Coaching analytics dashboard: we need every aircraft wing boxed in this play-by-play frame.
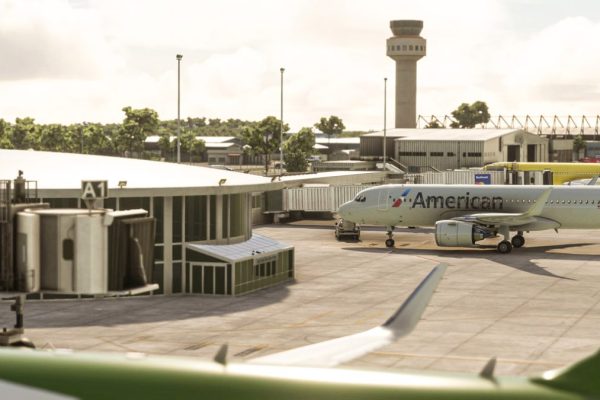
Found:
[454,187,553,227]
[248,264,446,368]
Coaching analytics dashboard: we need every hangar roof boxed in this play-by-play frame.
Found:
[145,135,237,144]
[363,128,524,141]
[315,137,360,145]
[204,142,240,149]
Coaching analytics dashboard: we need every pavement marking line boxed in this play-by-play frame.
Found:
[287,311,334,328]
[234,345,267,358]
[184,342,211,351]
[370,351,564,367]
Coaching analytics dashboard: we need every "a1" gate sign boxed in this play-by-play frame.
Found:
[81,180,108,200]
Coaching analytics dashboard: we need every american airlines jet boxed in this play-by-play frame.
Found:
[337,184,600,253]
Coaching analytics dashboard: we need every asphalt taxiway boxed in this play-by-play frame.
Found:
[6,221,600,377]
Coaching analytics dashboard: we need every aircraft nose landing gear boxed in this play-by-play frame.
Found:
[385,226,395,248]
[496,226,513,254]
[497,240,512,254]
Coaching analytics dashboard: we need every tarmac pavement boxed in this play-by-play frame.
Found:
[5,221,600,377]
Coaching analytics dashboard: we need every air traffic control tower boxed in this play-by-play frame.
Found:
[386,20,426,128]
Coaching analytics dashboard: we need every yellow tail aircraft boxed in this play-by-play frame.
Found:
[483,161,600,184]
[0,265,600,399]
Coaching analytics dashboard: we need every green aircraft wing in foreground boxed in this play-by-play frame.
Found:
[0,264,598,400]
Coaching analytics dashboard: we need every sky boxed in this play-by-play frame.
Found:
[1,0,600,131]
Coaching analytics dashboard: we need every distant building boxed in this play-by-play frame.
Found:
[314,137,361,160]
[360,129,549,172]
[145,136,245,165]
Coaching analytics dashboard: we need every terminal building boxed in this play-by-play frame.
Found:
[0,150,386,297]
[0,150,295,296]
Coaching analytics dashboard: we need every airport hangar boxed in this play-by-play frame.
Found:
[0,149,384,297]
[359,128,549,172]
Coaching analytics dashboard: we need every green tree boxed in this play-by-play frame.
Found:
[186,117,206,129]
[80,124,113,155]
[573,135,587,159]
[114,107,159,156]
[0,119,13,149]
[450,101,490,128]
[39,124,74,152]
[240,116,288,175]
[283,127,315,172]
[181,130,206,162]
[158,130,174,160]
[314,116,345,153]
[12,117,40,150]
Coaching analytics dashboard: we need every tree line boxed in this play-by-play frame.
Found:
[0,101,496,174]
[0,107,348,174]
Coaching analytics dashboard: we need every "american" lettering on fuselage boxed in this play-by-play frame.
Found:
[411,191,503,210]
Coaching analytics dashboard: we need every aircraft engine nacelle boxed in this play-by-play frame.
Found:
[434,220,492,247]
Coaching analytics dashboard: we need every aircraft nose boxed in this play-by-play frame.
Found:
[338,201,353,220]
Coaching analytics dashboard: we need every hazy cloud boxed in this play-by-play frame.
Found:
[0,0,599,129]
[0,0,122,80]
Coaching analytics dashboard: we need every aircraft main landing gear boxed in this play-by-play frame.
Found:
[511,232,525,248]
[385,226,395,248]
[497,240,512,254]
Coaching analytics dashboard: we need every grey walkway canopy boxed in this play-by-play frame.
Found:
[186,234,292,263]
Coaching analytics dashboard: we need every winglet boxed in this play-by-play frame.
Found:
[248,264,447,367]
[383,263,447,338]
[524,188,552,217]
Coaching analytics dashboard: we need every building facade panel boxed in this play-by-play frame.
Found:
[395,140,484,171]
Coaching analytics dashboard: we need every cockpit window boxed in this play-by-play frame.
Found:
[354,195,366,202]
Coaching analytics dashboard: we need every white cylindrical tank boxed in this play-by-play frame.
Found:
[16,212,41,292]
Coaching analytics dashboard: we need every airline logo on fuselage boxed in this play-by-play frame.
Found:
[392,188,411,208]
[411,191,503,210]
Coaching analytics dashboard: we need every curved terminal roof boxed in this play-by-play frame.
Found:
[0,150,386,198]
[0,149,276,197]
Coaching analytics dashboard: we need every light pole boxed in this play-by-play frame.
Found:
[383,77,387,172]
[279,67,285,175]
[176,54,183,163]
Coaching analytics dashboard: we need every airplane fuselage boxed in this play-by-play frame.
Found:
[339,184,600,230]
